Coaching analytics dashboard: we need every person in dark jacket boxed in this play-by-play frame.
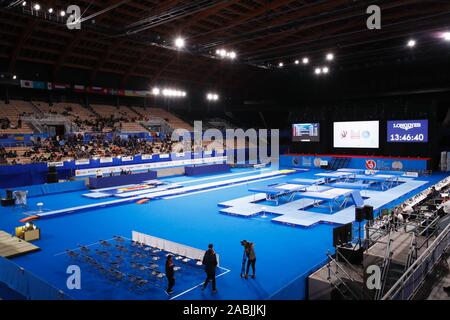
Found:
[201,243,218,292]
[244,241,256,279]
[165,255,175,294]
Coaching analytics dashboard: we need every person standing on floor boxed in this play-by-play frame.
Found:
[202,243,218,293]
[244,241,256,279]
[165,254,175,294]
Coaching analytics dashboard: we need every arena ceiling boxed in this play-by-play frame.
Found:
[1,0,450,89]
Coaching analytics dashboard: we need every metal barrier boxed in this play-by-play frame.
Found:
[381,223,450,300]
[0,256,72,300]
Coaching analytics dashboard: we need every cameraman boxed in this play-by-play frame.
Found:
[244,241,256,279]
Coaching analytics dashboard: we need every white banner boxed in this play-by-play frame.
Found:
[100,157,113,163]
[47,161,64,167]
[132,230,220,265]
[75,159,90,165]
[75,156,227,177]
[159,154,170,159]
[121,156,133,162]
[141,154,153,160]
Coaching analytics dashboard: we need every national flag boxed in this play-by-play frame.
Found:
[73,84,85,92]
[52,83,70,90]
[20,80,33,88]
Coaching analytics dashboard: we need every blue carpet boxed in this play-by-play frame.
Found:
[0,167,448,300]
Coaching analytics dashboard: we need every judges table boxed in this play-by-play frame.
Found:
[15,226,40,242]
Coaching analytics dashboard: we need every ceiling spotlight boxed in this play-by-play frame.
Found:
[326,53,334,61]
[22,1,26,6]
[60,10,66,16]
[302,57,309,64]
[219,49,227,57]
[441,32,450,41]
[322,67,329,74]
[13,75,17,80]
[152,87,160,95]
[174,37,185,48]
[314,67,322,75]
[407,39,416,47]
[278,62,284,67]
[294,60,299,65]
[229,51,236,59]
[33,3,40,10]
[48,8,53,13]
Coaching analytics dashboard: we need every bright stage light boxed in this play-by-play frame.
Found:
[302,57,309,64]
[22,1,26,6]
[294,60,299,65]
[33,3,40,10]
[278,62,284,67]
[326,53,334,61]
[152,87,160,95]
[207,93,219,101]
[13,75,17,80]
[314,67,322,75]
[229,51,236,59]
[442,32,450,41]
[407,39,416,47]
[174,37,185,48]
[60,10,66,16]
[322,67,329,74]
[48,8,53,13]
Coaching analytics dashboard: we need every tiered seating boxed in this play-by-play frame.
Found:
[91,105,139,120]
[139,107,193,131]
[120,122,147,133]
[0,100,35,134]
[33,101,98,132]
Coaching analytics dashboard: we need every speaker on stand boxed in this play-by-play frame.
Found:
[355,207,364,247]
[47,166,58,183]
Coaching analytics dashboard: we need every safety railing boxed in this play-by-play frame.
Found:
[381,223,450,300]
[0,256,72,300]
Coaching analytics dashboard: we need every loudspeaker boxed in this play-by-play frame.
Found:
[47,172,58,183]
[363,205,374,221]
[355,207,364,222]
[337,246,364,264]
[48,166,57,173]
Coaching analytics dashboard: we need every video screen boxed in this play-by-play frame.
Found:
[387,119,428,143]
[333,121,379,148]
[292,123,320,142]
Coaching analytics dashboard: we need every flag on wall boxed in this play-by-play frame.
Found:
[87,86,109,95]
[52,83,70,90]
[73,84,85,92]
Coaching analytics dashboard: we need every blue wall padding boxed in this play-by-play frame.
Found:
[0,180,86,198]
[185,164,230,176]
[88,171,157,189]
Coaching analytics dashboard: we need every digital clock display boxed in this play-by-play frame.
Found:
[387,120,428,143]
[389,133,426,142]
